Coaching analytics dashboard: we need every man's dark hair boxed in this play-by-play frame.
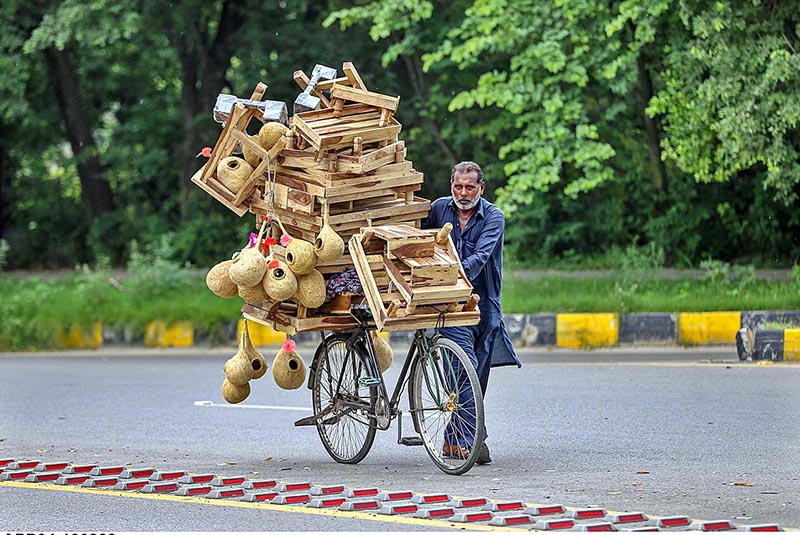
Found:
[451,161,484,183]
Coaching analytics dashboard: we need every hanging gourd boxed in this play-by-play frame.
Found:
[285,238,317,275]
[314,202,344,262]
[263,259,298,301]
[228,246,267,287]
[222,379,250,404]
[206,259,238,298]
[372,332,394,373]
[294,269,326,309]
[272,339,306,390]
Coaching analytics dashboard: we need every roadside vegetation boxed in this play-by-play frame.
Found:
[2,239,798,351]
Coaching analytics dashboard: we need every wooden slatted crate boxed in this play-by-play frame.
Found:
[348,225,480,332]
[191,83,287,216]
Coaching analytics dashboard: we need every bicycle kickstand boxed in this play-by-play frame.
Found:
[397,410,424,447]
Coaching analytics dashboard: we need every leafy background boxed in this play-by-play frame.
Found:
[1,0,798,271]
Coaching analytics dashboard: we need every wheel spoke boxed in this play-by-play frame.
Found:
[312,335,377,464]
[409,338,485,475]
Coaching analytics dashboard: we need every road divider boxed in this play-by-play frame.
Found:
[42,309,800,351]
[737,327,800,362]
[145,320,194,348]
[556,313,619,348]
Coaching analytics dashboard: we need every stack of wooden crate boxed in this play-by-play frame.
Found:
[251,63,431,244]
[193,62,479,334]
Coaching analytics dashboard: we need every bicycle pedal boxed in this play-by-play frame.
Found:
[399,436,424,447]
[358,377,381,387]
[294,414,318,427]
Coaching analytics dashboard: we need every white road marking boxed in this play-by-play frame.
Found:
[193,400,311,411]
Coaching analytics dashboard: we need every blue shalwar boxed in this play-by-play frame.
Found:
[423,196,521,448]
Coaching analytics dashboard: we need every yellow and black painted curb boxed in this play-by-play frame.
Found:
[736,327,800,362]
[44,310,800,351]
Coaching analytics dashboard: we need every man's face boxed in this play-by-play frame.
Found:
[451,170,485,211]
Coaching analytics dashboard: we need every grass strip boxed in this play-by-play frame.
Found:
[1,270,798,350]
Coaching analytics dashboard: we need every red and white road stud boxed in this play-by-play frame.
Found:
[208,487,245,499]
[483,500,525,512]
[81,476,118,487]
[149,471,186,481]
[62,464,97,474]
[242,479,278,490]
[175,485,212,496]
[605,512,649,524]
[112,479,150,491]
[528,504,567,516]
[488,514,535,526]
[533,518,577,530]
[55,475,91,486]
[142,482,179,494]
[568,508,608,520]
[414,507,456,519]
[378,503,419,515]
[339,500,381,511]
[449,497,489,508]
[177,474,214,484]
[308,497,347,508]
[241,491,279,503]
[646,515,691,528]
[277,481,311,492]
[451,511,495,523]
[309,484,345,496]
[0,459,14,467]
[0,470,34,481]
[90,466,125,476]
[120,468,156,479]
[7,460,40,470]
[739,524,783,532]
[34,461,69,472]
[270,493,311,505]
[210,476,246,486]
[343,487,378,498]
[377,490,414,501]
[688,520,736,531]
[570,522,617,532]
[24,472,61,483]
[411,493,451,504]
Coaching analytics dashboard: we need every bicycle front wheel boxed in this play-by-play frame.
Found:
[409,337,485,475]
[311,333,377,464]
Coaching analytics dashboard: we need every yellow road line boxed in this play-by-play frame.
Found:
[0,480,526,532]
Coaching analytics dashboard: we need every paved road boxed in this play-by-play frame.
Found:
[1,345,798,531]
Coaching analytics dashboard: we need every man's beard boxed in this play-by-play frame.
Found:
[453,193,481,211]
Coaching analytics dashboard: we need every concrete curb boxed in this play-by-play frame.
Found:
[736,327,800,362]
[44,310,800,353]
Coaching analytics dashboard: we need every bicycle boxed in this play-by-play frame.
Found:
[296,303,485,475]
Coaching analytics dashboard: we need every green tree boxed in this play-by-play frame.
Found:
[325,0,504,200]
[645,0,800,202]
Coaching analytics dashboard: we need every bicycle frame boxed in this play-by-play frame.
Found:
[310,320,436,436]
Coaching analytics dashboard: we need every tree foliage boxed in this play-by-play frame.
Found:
[0,0,798,270]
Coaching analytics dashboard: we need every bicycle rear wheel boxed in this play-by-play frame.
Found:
[311,333,377,464]
[408,336,485,475]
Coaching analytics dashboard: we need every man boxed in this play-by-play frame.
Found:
[423,161,521,465]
